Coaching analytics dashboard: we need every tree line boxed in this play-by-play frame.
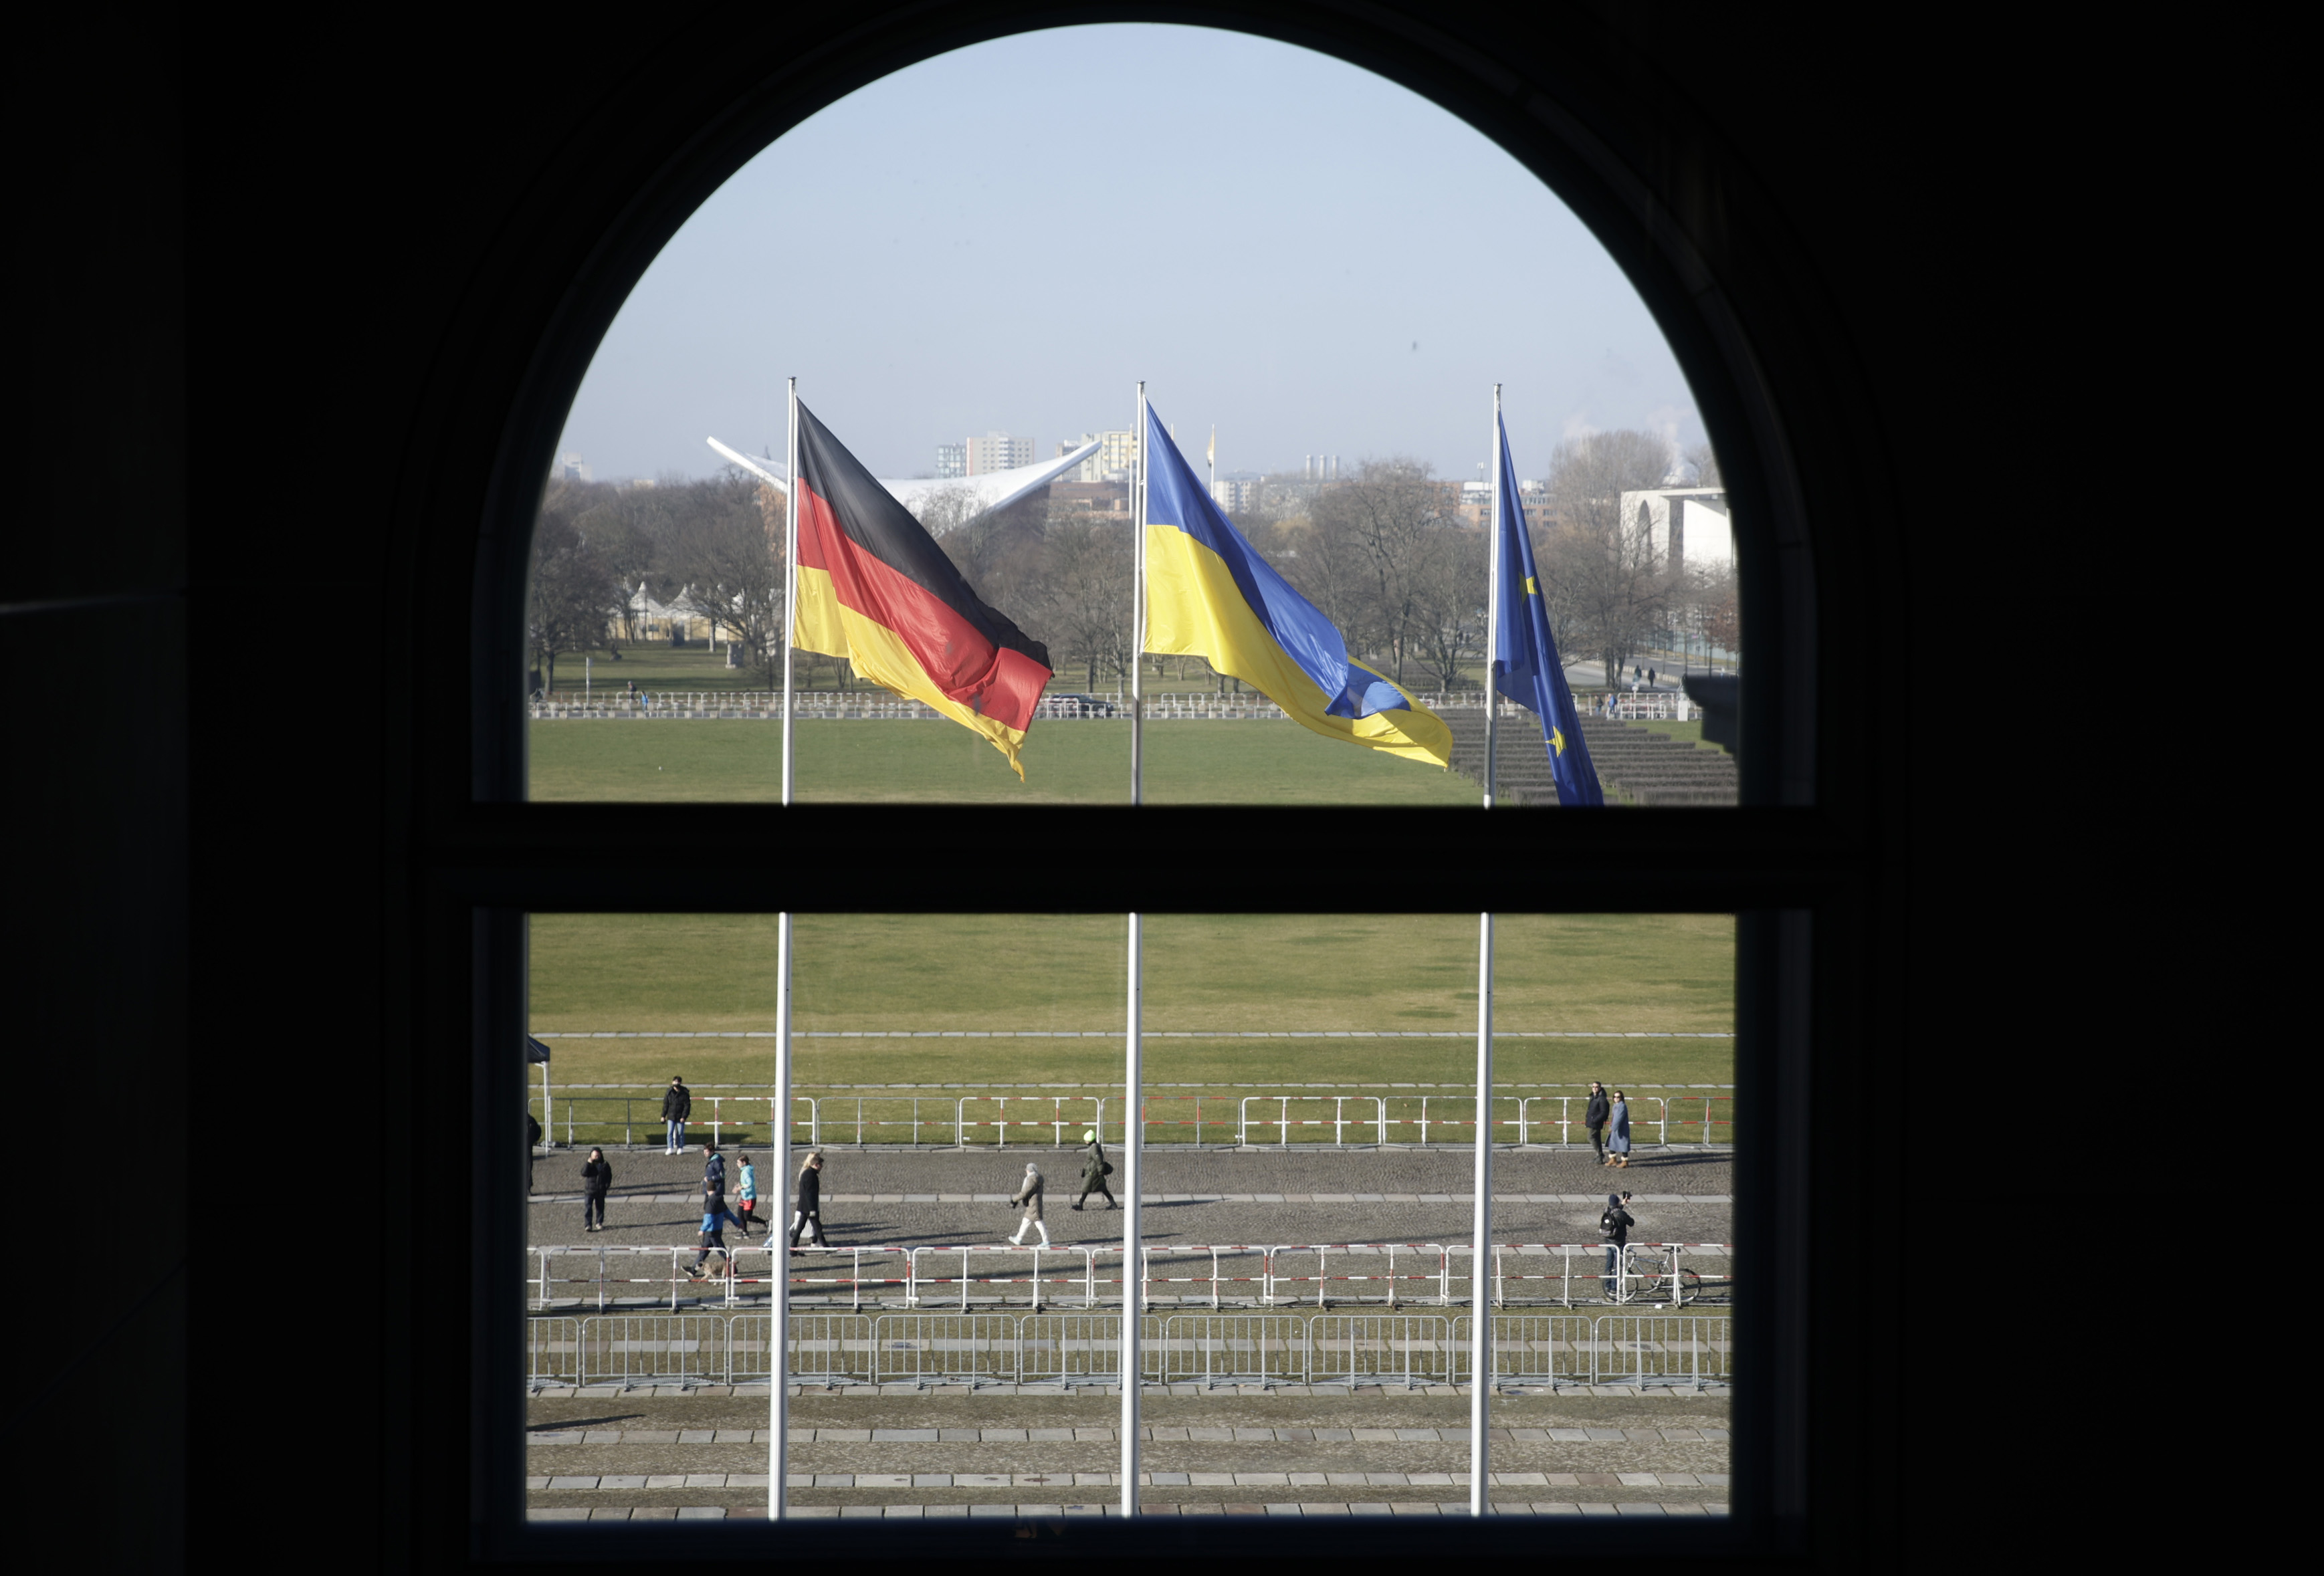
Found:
[525,428,1739,696]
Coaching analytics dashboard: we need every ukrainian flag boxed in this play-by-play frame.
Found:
[1141,403,1452,768]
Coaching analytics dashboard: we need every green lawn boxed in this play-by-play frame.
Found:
[528,718,1485,805]
[529,913,1734,1094]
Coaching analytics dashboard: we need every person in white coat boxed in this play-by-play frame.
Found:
[1007,1163,1049,1246]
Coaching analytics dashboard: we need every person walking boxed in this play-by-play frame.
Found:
[701,1142,727,1204]
[1007,1163,1049,1247]
[1600,1191,1636,1299]
[734,1153,758,1237]
[687,1194,749,1280]
[526,1111,541,1193]
[1584,1081,1610,1165]
[661,1075,691,1155]
[1071,1130,1116,1210]
[1606,1089,1632,1169]
[788,1151,829,1248]
[579,1146,613,1233]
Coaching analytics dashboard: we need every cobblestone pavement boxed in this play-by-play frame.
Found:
[530,1147,1733,1256]
[525,1389,1729,1520]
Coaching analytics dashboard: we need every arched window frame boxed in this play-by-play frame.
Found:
[391,7,1896,1562]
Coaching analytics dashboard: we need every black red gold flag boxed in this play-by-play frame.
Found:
[791,403,1053,777]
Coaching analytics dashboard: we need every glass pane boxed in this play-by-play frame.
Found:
[523,912,1733,1526]
[524,25,1736,806]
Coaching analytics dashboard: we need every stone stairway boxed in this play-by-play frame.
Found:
[1445,712,1738,808]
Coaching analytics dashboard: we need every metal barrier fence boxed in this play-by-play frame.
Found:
[525,1311,1729,1389]
[530,1240,1730,1313]
[530,1089,1734,1151]
[523,691,1705,722]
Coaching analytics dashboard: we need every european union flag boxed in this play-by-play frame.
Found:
[1493,413,1602,805]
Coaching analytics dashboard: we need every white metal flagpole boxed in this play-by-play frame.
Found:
[772,910,793,1519]
[1122,379,1148,1518]
[1471,384,1503,1516]
[1132,381,1146,808]
[1485,384,1501,810]
[1471,910,1494,1515]
[1121,911,1142,1516]
[772,376,799,1521]
[782,378,799,806]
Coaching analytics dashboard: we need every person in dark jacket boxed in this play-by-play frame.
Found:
[526,1111,541,1192]
[580,1147,613,1232]
[661,1075,691,1155]
[1071,1129,1116,1210]
[1584,1081,1610,1165]
[788,1151,828,1248]
[1600,1191,1636,1299]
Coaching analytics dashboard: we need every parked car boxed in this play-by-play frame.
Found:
[1047,693,1118,717]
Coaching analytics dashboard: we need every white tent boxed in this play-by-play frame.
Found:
[709,435,1100,522]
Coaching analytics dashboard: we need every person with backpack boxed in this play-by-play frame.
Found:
[660,1075,691,1155]
[1606,1089,1632,1169]
[1600,1191,1636,1299]
[1071,1129,1116,1210]
[1584,1081,1610,1165]
[579,1146,613,1233]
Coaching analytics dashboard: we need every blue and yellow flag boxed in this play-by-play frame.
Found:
[1142,403,1451,768]
[1492,413,1602,805]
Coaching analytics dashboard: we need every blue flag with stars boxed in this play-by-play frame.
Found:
[1493,414,1602,805]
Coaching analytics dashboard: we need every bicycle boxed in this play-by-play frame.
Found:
[1605,1244,1703,1306]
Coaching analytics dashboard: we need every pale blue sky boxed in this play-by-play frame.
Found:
[555,24,1705,484]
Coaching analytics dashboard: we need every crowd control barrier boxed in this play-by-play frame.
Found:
[524,1311,1730,1391]
[535,1088,1716,1152]
[529,1240,1730,1313]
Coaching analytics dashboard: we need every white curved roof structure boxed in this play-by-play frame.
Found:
[708,435,1099,520]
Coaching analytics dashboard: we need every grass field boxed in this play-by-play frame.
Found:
[528,718,1486,805]
[529,913,1734,1093]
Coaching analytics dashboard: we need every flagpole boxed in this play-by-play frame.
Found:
[1132,381,1146,808]
[772,910,793,1520]
[1471,911,1493,1516]
[1123,380,1146,1519]
[1471,384,1503,1517]
[1121,911,1142,1517]
[783,378,798,806]
[773,376,798,1521]
[1485,385,1501,810]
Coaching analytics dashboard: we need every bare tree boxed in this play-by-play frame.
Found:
[660,472,786,686]
[1035,511,1132,691]
[1297,459,1459,686]
[1406,525,1488,691]
[1682,442,1723,488]
[526,501,624,692]
[1537,430,1680,687]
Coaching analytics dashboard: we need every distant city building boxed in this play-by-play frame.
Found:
[1302,455,1341,481]
[557,453,591,483]
[1211,472,1264,514]
[1059,430,1140,484]
[934,442,966,479]
[966,431,1035,475]
[1619,487,1732,572]
[1051,480,1129,514]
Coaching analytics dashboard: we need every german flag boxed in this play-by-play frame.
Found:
[791,402,1053,778]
